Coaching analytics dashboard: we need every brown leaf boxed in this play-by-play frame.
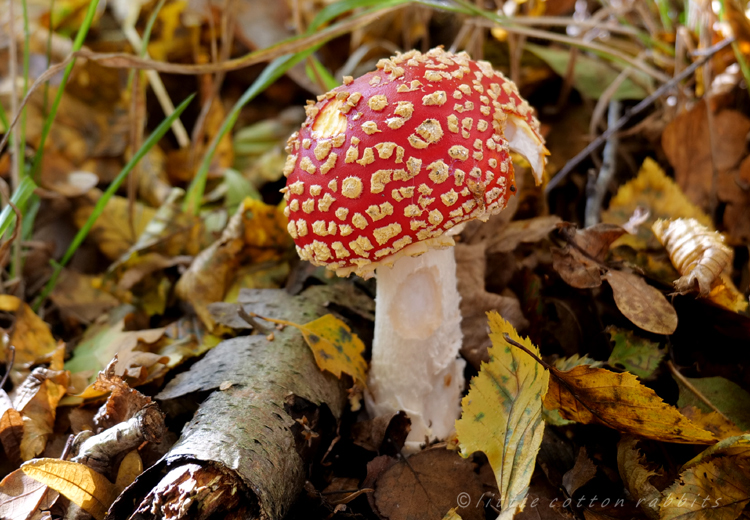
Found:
[372,449,486,520]
[487,216,562,253]
[13,368,70,461]
[49,270,120,324]
[617,436,660,519]
[562,448,597,496]
[0,390,24,465]
[551,246,602,289]
[558,223,627,263]
[0,468,56,520]
[603,270,678,335]
[350,410,410,456]
[661,101,750,209]
[89,358,152,431]
[544,365,716,444]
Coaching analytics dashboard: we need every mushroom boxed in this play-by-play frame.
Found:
[282,47,547,451]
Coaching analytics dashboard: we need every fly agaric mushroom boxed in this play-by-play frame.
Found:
[282,47,546,451]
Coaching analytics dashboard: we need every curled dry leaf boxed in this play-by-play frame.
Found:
[683,434,750,471]
[0,390,24,465]
[543,364,716,444]
[551,223,626,290]
[562,448,597,496]
[617,436,660,519]
[456,314,549,518]
[603,270,678,335]
[652,219,733,296]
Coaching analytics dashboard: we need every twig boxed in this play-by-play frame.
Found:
[666,361,733,424]
[585,100,621,227]
[238,308,271,334]
[544,37,735,195]
[1,345,15,389]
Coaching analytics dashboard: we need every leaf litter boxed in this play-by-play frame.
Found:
[0,2,749,520]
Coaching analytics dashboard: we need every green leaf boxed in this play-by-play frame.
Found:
[224,168,261,210]
[607,326,665,379]
[455,313,549,516]
[525,43,651,100]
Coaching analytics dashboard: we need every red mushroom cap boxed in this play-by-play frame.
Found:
[282,47,545,277]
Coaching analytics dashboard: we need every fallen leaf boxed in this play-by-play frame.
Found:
[661,101,750,210]
[0,390,24,465]
[602,158,712,250]
[680,406,744,440]
[456,313,549,517]
[0,295,58,385]
[50,270,120,324]
[652,219,733,295]
[115,450,143,491]
[683,434,750,470]
[259,314,367,388]
[72,190,157,260]
[660,457,750,520]
[562,448,597,496]
[371,448,486,520]
[21,458,119,520]
[607,327,665,379]
[603,270,678,335]
[0,468,56,520]
[675,375,750,432]
[617,436,660,519]
[551,246,602,289]
[487,216,562,253]
[551,223,626,290]
[553,354,603,372]
[350,410,410,456]
[544,364,716,444]
[443,508,464,520]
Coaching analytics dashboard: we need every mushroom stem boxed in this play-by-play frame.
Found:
[365,247,465,453]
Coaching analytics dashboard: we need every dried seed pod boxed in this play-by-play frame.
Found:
[652,218,733,296]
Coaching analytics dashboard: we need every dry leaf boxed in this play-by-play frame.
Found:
[114,450,143,491]
[660,457,750,520]
[680,406,744,441]
[652,219,732,296]
[260,314,367,388]
[551,246,602,289]
[13,368,70,461]
[0,468,56,520]
[562,448,597,496]
[683,434,750,471]
[544,364,715,444]
[603,270,678,335]
[0,389,24,465]
[661,100,750,209]
[0,295,58,385]
[617,436,660,519]
[487,216,562,253]
[371,449,486,520]
[456,314,549,517]
[602,158,712,250]
[551,223,626,290]
[21,458,119,520]
[49,270,120,324]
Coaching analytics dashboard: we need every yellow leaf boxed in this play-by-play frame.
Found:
[543,365,715,444]
[0,295,58,385]
[660,457,750,520]
[455,313,549,516]
[15,369,70,461]
[602,158,712,250]
[443,507,463,520]
[263,314,367,387]
[680,406,745,441]
[617,436,661,519]
[21,458,119,520]
[683,434,750,471]
[115,450,143,491]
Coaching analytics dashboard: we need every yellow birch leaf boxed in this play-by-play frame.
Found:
[683,434,750,470]
[264,314,367,388]
[660,457,750,520]
[21,458,119,520]
[443,508,463,520]
[543,365,715,444]
[455,313,549,517]
[680,406,745,441]
[115,450,143,491]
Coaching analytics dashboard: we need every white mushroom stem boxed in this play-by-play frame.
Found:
[365,247,465,453]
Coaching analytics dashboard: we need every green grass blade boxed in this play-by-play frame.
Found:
[0,177,37,237]
[30,0,101,180]
[306,55,339,91]
[34,93,195,309]
[182,52,314,214]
